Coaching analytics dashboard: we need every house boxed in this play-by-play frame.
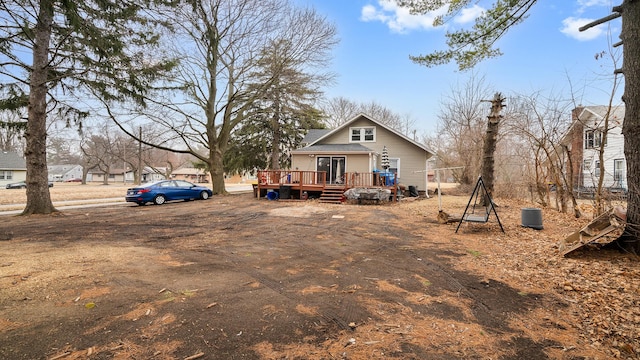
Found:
[0,151,26,187]
[124,166,167,183]
[290,114,434,192]
[561,105,626,190]
[88,168,128,184]
[172,167,210,183]
[48,164,83,182]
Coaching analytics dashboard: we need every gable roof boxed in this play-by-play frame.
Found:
[578,105,625,127]
[48,164,81,175]
[307,113,434,155]
[0,151,26,170]
[560,105,625,145]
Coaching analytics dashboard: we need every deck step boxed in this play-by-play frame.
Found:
[319,187,345,204]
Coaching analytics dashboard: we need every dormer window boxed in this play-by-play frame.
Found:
[350,127,375,142]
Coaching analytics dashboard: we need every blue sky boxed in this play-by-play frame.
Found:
[293,0,623,133]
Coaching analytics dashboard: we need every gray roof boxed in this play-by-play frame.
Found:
[291,143,374,154]
[301,129,331,144]
[48,164,81,175]
[0,151,26,170]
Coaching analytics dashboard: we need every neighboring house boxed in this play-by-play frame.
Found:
[124,166,167,183]
[172,167,211,183]
[561,105,626,190]
[0,151,26,187]
[88,168,128,184]
[142,167,167,183]
[290,114,434,192]
[48,164,83,182]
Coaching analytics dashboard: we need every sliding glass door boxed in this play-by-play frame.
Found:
[316,156,345,184]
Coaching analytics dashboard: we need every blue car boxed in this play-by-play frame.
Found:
[125,180,213,206]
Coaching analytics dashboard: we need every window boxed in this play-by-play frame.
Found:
[388,158,400,176]
[594,160,600,178]
[0,170,12,180]
[614,159,625,182]
[584,129,604,149]
[350,127,375,142]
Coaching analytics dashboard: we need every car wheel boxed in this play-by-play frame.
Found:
[153,194,166,205]
[200,191,210,200]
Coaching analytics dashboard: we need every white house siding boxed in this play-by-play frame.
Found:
[0,170,26,186]
[48,165,83,181]
[580,110,626,189]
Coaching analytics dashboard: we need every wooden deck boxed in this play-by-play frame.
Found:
[256,170,398,202]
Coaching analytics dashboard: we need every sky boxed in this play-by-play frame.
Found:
[293,0,624,134]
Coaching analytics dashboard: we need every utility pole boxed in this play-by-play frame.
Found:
[137,126,142,185]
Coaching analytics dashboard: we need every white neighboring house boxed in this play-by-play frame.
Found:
[48,164,83,182]
[0,151,26,186]
[125,166,167,183]
[563,105,626,190]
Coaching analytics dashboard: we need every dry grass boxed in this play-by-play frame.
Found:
[1,182,461,206]
[0,182,131,206]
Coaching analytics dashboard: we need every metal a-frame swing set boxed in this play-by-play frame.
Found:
[455,176,504,233]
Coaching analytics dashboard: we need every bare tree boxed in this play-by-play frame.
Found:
[320,97,417,136]
[434,73,492,185]
[319,97,360,128]
[81,134,117,185]
[506,93,575,213]
[109,0,337,194]
[0,111,25,153]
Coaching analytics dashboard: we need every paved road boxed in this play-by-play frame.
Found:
[0,184,254,216]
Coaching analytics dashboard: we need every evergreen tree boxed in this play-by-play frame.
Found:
[0,0,176,214]
[227,39,327,172]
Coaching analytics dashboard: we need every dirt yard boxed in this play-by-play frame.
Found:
[1,186,639,359]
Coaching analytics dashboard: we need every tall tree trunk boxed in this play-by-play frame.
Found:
[562,145,581,218]
[23,0,56,215]
[595,108,611,215]
[621,0,640,246]
[270,100,281,170]
[480,92,504,204]
[209,145,226,195]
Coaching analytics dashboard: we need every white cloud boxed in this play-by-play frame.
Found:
[576,0,610,14]
[454,4,485,25]
[560,17,604,41]
[361,0,448,33]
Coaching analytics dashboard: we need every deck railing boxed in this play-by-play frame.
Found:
[258,170,327,187]
[257,170,397,188]
[256,170,398,201]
